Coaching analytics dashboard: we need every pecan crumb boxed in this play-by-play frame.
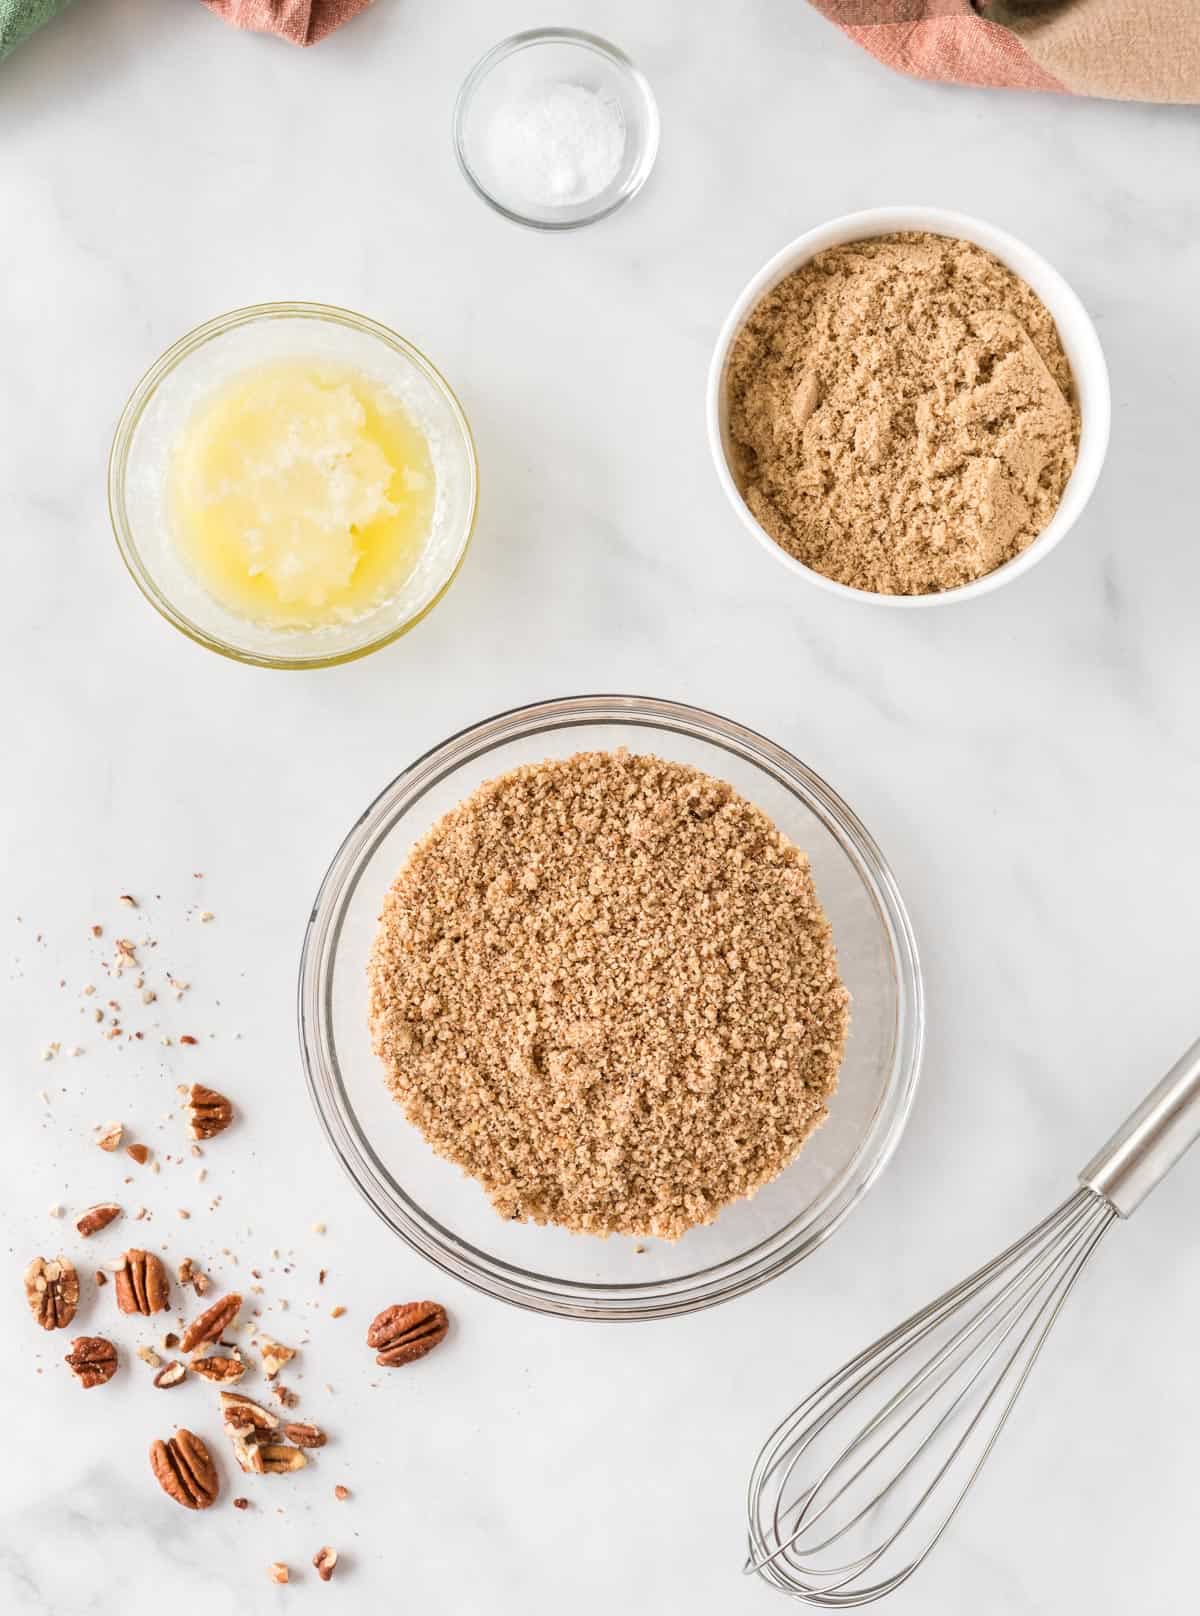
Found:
[268,1564,289,1585]
[313,1546,338,1583]
[233,1496,249,1510]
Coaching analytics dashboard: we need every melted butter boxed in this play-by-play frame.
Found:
[168,359,436,628]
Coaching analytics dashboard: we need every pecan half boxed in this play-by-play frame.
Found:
[149,1429,219,1510]
[114,1249,169,1315]
[313,1546,338,1583]
[283,1422,326,1449]
[25,1255,79,1330]
[65,1336,118,1387]
[180,1291,241,1353]
[187,1083,233,1140]
[190,1354,245,1384]
[154,1360,187,1388]
[76,1202,122,1238]
[366,1301,448,1368]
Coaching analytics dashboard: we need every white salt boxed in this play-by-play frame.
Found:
[485,81,625,209]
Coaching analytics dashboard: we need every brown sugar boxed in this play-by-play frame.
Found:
[726,232,1080,595]
[369,751,849,1240]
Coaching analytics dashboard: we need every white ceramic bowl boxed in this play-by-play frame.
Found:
[706,207,1111,608]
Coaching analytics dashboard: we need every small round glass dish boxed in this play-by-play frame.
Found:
[108,302,479,670]
[299,695,924,1320]
[453,29,659,230]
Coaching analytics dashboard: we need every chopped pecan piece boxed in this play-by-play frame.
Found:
[225,1430,260,1475]
[126,1143,150,1166]
[153,1360,187,1388]
[233,1496,249,1510]
[334,1484,349,1501]
[114,1249,169,1315]
[366,1301,448,1368]
[283,1422,326,1449]
[190,1354,245,1383]
[220,1390,280,1435]
[313,1546,338,1582]
[180,1291,241,1353]
[220,1390,279,1472]
[251,1444,308,1475]
[76,1202,122,1238]
[176,1256,209,1295]
[149,1429,219,1510]
[95,1122,123,1153]
[65,1335,118,1387]
[268,1564,289,1585]
[254,1333,295,1379]
[186,1083,233,1140]
[25,1255,79,1330]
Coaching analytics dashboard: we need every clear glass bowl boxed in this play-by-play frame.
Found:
[108,303,479,669]
[453,29,660,230]
[299,696,924,1319]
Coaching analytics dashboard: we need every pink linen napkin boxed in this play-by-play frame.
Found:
[809,1,1200,102]
[199,0,372,47]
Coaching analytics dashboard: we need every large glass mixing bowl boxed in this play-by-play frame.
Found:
[299,696,923,1319]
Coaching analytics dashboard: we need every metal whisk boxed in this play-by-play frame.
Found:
[746,1035,1200,1607]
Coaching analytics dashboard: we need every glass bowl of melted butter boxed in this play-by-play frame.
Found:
[109,303,479,668]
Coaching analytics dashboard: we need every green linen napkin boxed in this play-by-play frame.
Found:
[0,0,74,61]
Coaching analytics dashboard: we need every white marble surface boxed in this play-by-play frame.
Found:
[3,1,1200,1610]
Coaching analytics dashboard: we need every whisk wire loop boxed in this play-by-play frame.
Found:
[746,1188,1116,1606]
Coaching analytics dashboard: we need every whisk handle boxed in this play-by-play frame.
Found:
[1080,1034,1200,1216]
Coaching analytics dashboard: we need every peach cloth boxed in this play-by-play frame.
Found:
[811,1,1200,101]
[200,0,372,46]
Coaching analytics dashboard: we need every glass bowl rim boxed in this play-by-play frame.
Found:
[298,694,925,1320]
[452,27,661,232]
[107,300,480,671]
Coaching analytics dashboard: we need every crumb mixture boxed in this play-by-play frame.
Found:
[369,750,850,1240]
[726,232,1080,595]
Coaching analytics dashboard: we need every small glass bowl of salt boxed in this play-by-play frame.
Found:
[454,28,659,230]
